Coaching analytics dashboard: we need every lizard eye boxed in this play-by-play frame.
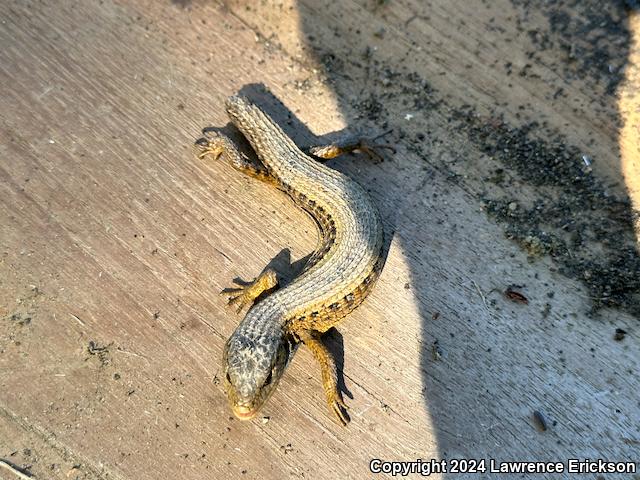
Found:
[263,371,273,387]
[226,372,232,383]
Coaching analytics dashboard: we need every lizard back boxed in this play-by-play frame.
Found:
[225,96,385,333]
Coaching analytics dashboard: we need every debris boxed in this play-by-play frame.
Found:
[614,328,627,341]
[87,340,108,354]
[373,27,386,39]
[505,286,529,305]
[532,410,549,431]
[70,313,85,326]
[431,340,443,361]
[280,443,293,454]
[87,340,111,366]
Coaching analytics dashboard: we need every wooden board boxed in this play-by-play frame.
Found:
[1,1,638,479]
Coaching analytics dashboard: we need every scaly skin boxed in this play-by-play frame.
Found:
[197,95,386,425]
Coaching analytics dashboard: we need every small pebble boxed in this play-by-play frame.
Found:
[614,328,627,341]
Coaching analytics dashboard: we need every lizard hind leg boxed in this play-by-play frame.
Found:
[297,329,350,426]
[306,130,396,164]
[195,130,274,184]
[221,268,279,313]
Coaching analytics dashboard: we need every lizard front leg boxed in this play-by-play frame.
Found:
[295,329,349,426]
[196,131,275,184]
[221,268,278,313]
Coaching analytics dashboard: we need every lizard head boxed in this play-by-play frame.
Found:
[222,327,292,420]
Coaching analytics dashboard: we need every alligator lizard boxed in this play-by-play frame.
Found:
[196,95,388,425]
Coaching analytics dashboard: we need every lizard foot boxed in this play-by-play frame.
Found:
[353,137,396,164]
[195,130,231,162]
[220,269,278,313]
[196,130,274,183]
[296,330,351,425]
[196,128,239,164]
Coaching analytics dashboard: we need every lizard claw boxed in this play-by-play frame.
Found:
[196,136,225,161]
[355,131,396,163]
[356,143,386,163]
[220,287,250,313]
[326,387,350,425]
[331,396,350,426]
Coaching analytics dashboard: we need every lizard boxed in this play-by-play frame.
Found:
[196,94,389,425]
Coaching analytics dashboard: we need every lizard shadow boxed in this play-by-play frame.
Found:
[199,0,639,468]
[289,0,640,468]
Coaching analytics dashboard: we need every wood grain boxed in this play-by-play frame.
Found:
[1,1,637,479]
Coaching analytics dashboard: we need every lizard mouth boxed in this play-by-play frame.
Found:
[232,404,259,420]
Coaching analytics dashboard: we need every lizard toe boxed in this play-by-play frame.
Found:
[332,401,350,426]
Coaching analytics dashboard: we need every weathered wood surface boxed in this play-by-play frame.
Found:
[1,1,638,479]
